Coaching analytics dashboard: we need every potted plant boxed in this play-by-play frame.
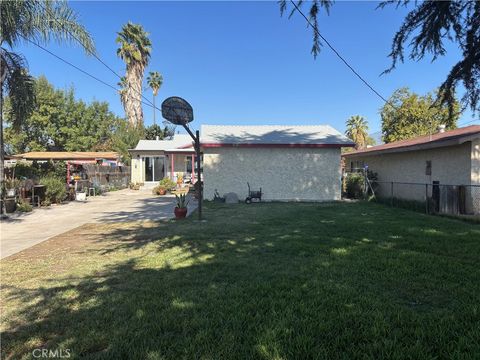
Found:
[129,182,141,190]
[153,178,176,196]
[75,190,87,201]
[4,198,17,213]
[154,186,167,195]
[4,177,21,198]
[174,193,189,219]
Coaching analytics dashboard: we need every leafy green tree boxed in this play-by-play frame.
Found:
[116,22,152,127]
[0,0,94,212]
[345,115,375,150]
[4,76,121,154]
[380,88,460,143]
[107,119,144,164]
[145,123,170,140]
[280,0,480,115]
[146,71,163,125]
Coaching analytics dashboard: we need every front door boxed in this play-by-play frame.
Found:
[144,156,165,182]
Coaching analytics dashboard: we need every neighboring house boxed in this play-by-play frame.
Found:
[342,125,480,214]
[201,125,354,201]
[13,151,121,164]
[129,134,196,184]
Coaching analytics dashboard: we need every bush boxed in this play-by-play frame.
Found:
[158,177,176,190]
[344,173,365,199]
[16,199,33,212]
[15,160,67,180]
[40,176,66,204]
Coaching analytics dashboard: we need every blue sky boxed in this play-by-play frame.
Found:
[16,1,478,135]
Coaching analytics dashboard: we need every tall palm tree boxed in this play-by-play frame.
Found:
[345,115,369,150]
[146,71,163,125]
[117,76,128,109]
[0,0,94,214]
[116,22,151,127]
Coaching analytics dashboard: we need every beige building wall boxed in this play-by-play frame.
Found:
[470,139,480,213]
[130,151,193,184]
[203,147,342,201]
[344,142,475,211]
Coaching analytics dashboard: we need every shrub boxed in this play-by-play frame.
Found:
[344,173,365,199]
[15,160,67,180]
[129,182,141,190]
[16,199,33,212]
[158,177,176,190]
[152,185,166,195]
[175,193,189,208]
[40,176,66,204]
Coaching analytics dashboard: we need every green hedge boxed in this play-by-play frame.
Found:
[40,176,66,204]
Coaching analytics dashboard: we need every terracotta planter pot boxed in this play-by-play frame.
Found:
[174,207,188,219]
[158,188,167,195]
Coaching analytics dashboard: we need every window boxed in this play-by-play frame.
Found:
[185,155,193,174]
[426,160,432,175]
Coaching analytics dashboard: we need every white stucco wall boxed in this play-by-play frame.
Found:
[203,147,342,201]
[130,151,193,184]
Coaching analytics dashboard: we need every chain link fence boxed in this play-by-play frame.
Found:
[343,171,480,216]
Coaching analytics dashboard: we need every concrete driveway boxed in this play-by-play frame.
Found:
[0,189,197,259]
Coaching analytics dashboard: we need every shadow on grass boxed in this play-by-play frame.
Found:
[2,202,480,359]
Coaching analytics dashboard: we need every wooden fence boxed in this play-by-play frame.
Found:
[83,165,131,189]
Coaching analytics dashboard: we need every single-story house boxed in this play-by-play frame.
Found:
[201,125,354,201]
[129,134,196,184]
[342,125,480,214]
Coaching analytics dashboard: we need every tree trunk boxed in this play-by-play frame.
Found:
[124,63,145,127]
[0,84,6,216]
[153,93,156,126]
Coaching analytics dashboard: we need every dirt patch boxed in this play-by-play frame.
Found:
[2,221,162,264]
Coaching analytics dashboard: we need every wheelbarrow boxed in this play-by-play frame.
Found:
[245,182,262,204]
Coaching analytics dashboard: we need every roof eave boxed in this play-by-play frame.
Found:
[201,143,354,148]
[343,137,468,158]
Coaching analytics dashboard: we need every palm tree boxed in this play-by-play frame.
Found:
[345,115,369,150]
[116,22,151,127]
[0,0,94,214]
[117,76,128,109]
[146,71,163,125]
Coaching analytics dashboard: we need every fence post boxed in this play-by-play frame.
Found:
[390,182,394,207]
[425,183,429,214]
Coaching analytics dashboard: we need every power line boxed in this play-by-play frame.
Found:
[39,1,156,108]
[19,34,160,113]
[459,118,480,126]
[289,0,391,105]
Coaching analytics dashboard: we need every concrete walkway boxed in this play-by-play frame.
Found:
[0,189,197,259]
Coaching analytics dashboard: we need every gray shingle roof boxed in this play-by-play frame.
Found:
[200,125,353,146]
[132,134,193,151]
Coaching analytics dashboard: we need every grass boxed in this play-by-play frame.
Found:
[1,201,480,359]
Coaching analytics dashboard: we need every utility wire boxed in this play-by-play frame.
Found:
[459,118,480,126]
[19,34,161,112]
[289,0,391,105]
[39,1,156,108]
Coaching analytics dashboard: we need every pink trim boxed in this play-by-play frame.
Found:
[201,143,353,149]
[177,143,194,149]
[66,161,70,184]
[164,151,194,155]
[170,155,174,180]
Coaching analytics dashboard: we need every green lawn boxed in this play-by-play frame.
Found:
[2,202,480,359]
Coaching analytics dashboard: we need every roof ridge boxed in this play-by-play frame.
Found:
[346,125,480,155]
[201,124,332,127]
